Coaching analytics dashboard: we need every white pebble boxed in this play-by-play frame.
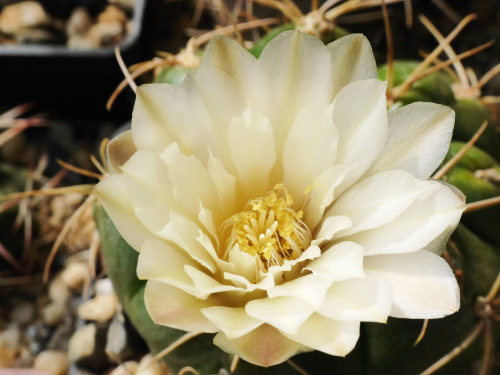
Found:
[34,350,69,375]
[43,302,67,326]
[78,294,118,322]
[137,354,163,375]
[48,276,71,305]
[60,262,90,292]
[68,324,95,363]
[95,278,114,296]
[110,360,138,375]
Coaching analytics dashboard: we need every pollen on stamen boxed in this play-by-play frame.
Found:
[220,184,312,270]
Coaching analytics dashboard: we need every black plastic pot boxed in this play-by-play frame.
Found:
[0,0,149,122]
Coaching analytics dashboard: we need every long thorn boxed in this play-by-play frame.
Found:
[465,196,500,213]
[475,62,500,91]
[56,159,103,180]
[381,0,394,106]
[433,120,488,179]
[287,358,311,375]
[143,332,203,369]
[414,319,429,346]
[485,269,500,302]
[230,355,240,373]
[0,242,23,273]
[0,185,95,202]
[420,320,485,375]
[115,47,137,94]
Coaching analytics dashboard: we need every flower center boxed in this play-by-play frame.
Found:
[221,184,312,269]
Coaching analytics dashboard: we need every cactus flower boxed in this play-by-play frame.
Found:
[95,31,465,367]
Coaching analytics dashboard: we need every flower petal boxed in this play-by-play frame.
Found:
[202,306,263,340]
[202,35,256,94]
[94,174,151,251]
[207,151,238,218]
[327,34,378,98]
[161,143,220,221]
[213,324,309,367]
[343,180,465,256]
[304,241,364,282]
[185,265,241,298]
[364,250,460,318]
[228,108,276,198]
[366,102,455,179]
[317,274,393,323]
[106,129,136,174]
[284,313,360,357]
[282,102,338,207]
[332,79,388,193]
[267,274,332,309]
[327,170,436,238]
[253,31,333,153]
[137,239,200,297]
[144,280,219,333]
[245,296,314,335]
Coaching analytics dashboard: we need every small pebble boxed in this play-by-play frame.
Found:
[86,21,124,47]
[43,302,67,327]
[68,324,95,363]
[0,1,51,34]
[48,276,71,305]
[95,278,114,296]
[66,7,92,36]
[9,300,35,325]
[109,0,137,12]
[110,360,138,375]
[0,325,21,367]
[34,350,69,375]
[78,294,118,322]
[60,262,89,292]
[137,354,163,375]
[98,5,127,25]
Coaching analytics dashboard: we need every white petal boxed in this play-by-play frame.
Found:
[131,84,179,152]
[94,174,151,251]
[304,242,364,282]
[344,180,465,256]
[332,79,388,190]
[282,103,337,207]
[367,102,455,179]
[305,163,354,231]
[144,280,219,333]
[317,274,393,323]
[245,296,314,335]
[364,250,460,318]
[202,35,256,94]
[137,239,200,297]
[120,150,194,233]
[253,31,333,154]
[158,211,216,273]
[327,34,378,98]
[223,271,276,291]
[202,306,263,340]
[267,274,332,309]
[327,170,435,238]
[284,313,360,357]
[312,215,352,246]
[213,324,309,367]
[161,143,220,221]
[228,108,276,198]
[207,151,238,219]
[185,265,241,298]
[106,129,136,174]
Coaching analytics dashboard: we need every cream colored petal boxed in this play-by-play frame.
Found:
[94,174,151,251]
[266,274,331,309]
[207,151,237,219]
[245,296,314,335]
[137,239,200,297]
[304,242,364,282]
[327,34,378,98]
[312,215,352,246]
[180,67,246,166]
[144,280,219,333]
[284,313,360,357]
[201,34,256,94]
[344,180,465,256]
[161,143,220,220]
[227,245,260,284]
[158,211,217,273]
[131,84,179,152]
[223,271,275,291]
[213,324,310,367]
[365,251,460,318]
[366,103,455,179]
[120,150,195,233]
[228,108,276,198]
[106,129,136,174]
[252,31,333,156]
[201,306,263,340]
[185,265,241,298]
[317,274,393,323]
[327,170,435,238]
[332,79,388,192]
[282,103,337,207]
[305,163,354,231]
[267,244,321,275]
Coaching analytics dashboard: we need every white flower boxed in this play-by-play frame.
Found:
[95,31,465,367]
